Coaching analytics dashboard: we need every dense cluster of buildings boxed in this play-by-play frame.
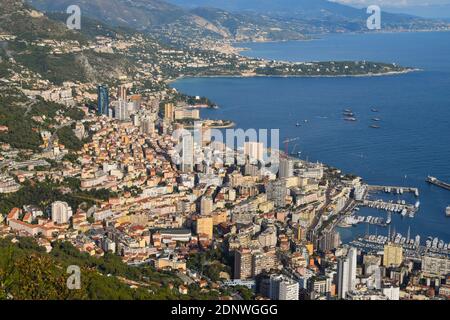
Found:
[1,24,449,299]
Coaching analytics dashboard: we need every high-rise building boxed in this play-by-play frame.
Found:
[421,255,450,277]
[141,116,155,135]
[317,229,341,252]
[266,179,288,208]
[200,196,213,216]
[269,274,299,300]
[116,99,129,121]
[181,132,194,172]
[164,103,175,122]
[117,85,127,101]
[244,141,264,164]
[279,158,294,178]
[196,216,213,239]
[51,201,73,224]
[234,248,253,280]
[97,85,109,116]
[337,247,357,299]
[383,243,403,267]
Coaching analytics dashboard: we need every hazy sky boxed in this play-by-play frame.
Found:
[331,0,450,8]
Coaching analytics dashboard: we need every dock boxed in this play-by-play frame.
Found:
[361,199,416,214]
[427,176,450,191]
[367,185,419,197]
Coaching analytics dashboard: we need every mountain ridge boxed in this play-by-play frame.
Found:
[26,0,450,43]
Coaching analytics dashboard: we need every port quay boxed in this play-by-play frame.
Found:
[350,235,450,263]
[336,183,450,260]
[339,183,421,224]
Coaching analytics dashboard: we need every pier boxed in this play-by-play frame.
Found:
[361,199,416,214]
[367,185,419,197]
[427,176,450,191]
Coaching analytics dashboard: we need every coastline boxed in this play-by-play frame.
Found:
[231,29,450,49]
[167,68,419,85]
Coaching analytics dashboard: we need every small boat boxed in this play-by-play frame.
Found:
[372,117,381,121]
[344,117,357,122]
[296,122,301,127]
[371,108,379,112]
[344,108,352,113]
[370,125,380,129]
[343,112,355,117]
[446,206,450,217]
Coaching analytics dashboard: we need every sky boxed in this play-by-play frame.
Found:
[331,0,450,7]
[330,0,450,18]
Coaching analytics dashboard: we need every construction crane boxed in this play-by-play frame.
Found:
[282,137,300,155]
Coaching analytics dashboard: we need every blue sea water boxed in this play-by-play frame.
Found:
[172,32,450,244]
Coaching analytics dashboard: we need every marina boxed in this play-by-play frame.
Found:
[361,199,418,217]
[350,233,450,261]
[367,185,420,197]
[339,214,387,227]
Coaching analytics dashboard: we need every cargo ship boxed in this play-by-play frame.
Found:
[426,176,450,191]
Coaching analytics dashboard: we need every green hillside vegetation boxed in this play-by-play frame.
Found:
[0,89,42,150]
[0,237,183,300]
[0,179,117,215]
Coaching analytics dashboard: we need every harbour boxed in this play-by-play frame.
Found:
[174,32,450,244]
[350,233,450,262]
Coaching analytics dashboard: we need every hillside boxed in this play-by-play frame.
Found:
[169,0,450,32]
[26,0,450,44]
[0,0,141,84]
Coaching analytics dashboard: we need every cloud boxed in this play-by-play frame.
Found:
[330,0,450,8]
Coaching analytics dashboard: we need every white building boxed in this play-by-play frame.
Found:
[279,158,294,179]
[51,201,73,224]
[269,274,299,300]
[181,133,194,172]
[337,247,357,299]
[382,285,400,300]
[244,141,264,164]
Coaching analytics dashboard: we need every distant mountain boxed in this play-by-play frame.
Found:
[28,0,188,30]
[168,0,363,18]
[26,0,310,42]
[26,0,450,43]
[168,0,450,27]
[383,5,450,20]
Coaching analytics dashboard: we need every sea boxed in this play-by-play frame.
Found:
[172,32,450,244]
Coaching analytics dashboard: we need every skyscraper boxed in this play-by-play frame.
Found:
[337,247,357,299]
[51,201,73,224]
[244,141,264,164]
[234,248,252,280]
[116,99,128,121]
[164,102,175,122]
[181,132,194,172]
[97,85,109,116]
[279,158,294,178]
[266,179,288,207]
[117,85,127,101]
[383,243,403,267]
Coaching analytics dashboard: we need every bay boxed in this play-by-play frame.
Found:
[172,32,450,244]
